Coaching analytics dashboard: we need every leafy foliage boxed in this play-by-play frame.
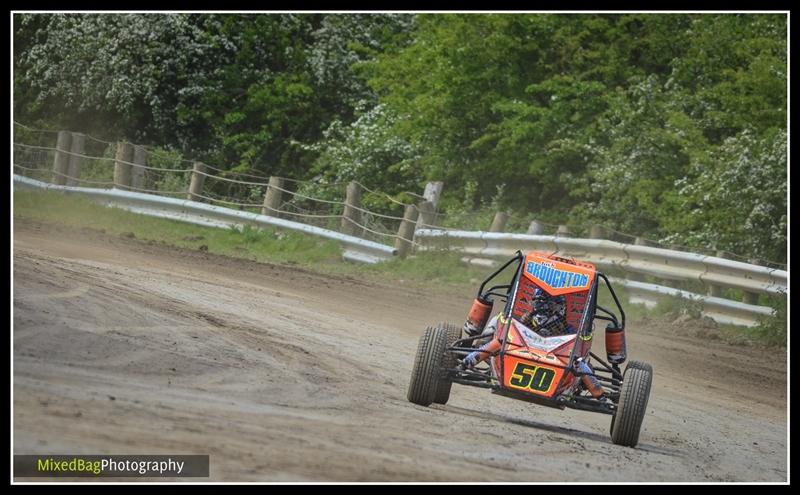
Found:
[14,13,787,263]
[363,13,786,263]
[303,103,422,194]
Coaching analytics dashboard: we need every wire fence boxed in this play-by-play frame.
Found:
[12,122,786,269]
[12,123,422,248]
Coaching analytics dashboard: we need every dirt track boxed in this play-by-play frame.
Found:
[13,221,787,482]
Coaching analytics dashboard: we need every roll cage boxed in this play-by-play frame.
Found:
[446,251,628,414]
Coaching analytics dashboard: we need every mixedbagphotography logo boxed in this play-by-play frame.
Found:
[14,455,209,478]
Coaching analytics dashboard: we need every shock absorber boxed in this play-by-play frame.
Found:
[463,296,493,337]
[605,324,627,365]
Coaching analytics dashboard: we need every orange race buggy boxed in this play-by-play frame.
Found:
[407,251,653,447]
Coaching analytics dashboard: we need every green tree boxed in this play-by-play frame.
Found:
[14,13,413,179]
[15,13,787,263]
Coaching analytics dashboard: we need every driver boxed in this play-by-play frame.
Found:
[460,288,575,369]
[524,288,572,337]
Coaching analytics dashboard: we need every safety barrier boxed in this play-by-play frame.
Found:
[414,229,785,327]
[418,229,786,295]
[14,175,396,264]
[609,278,774,328]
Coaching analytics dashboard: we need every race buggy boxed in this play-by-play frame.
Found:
[407,251,653,447]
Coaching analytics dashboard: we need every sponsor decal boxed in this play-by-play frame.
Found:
[526,261,590,290]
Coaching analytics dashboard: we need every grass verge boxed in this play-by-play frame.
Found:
[13,189,484,293]
[13,189,785,348]
[13,189,342,265]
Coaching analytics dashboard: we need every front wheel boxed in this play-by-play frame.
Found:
[407,323,450,406]
[610,361,653,447]
[626,360,653,374]
[433,322,461,404]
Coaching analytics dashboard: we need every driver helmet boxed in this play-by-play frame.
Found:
[532,288,567,330]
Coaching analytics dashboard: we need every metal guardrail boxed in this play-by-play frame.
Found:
[416,229,786,295]
[610,278,774,328]
[455,256,776,328]
[14,175,396,264]
[415,229,785,328]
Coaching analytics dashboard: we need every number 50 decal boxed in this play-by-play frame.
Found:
[509,362,556,393]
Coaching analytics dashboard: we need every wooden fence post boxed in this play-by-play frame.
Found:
[707,250,725,297]
[394,204,419,259]
[742,291,759,304]
[742,259,761,304]
[340,181,362,235]
[51,131,72,185]
[526,220,545,235]
[626,237,655,282]
[589,224,607,239]
[113,141,134,190]
[489,211,509,232]
[556,225,572,237]
[261,176,284,216]
[423,181,444,207]
[415,200,436,231]
[187,161,206,201]
[131,145,147,191]
[65,132,85,187]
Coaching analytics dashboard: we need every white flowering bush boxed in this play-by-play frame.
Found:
[674,129,787,263]
[303,103,423,200]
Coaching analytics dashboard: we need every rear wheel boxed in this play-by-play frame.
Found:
[610,361,653,447]
[407,324,450,406]
[433,322,461,404]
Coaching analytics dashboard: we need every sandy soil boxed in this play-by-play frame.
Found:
[13,220,787,482]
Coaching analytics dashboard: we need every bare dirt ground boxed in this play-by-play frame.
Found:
[13,220,787,482]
